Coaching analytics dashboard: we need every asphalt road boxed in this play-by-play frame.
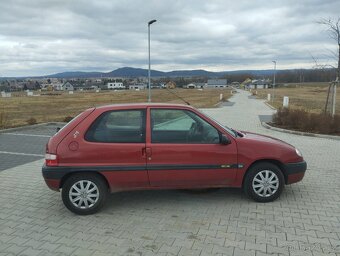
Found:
[0,123,61,171]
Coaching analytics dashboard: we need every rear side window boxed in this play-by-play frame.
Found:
[85,109,146,143]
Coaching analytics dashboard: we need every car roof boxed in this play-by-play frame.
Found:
[94,103,195,111]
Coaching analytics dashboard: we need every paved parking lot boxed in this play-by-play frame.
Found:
[0,123,61,171]
[0,91,339,256]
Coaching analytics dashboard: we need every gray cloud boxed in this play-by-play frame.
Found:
[0,0,339,76]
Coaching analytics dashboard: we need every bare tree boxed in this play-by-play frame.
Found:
[318,17,340,116]
[318,18,340,79]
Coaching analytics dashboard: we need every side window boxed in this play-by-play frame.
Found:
[151,109,220,144]
[85,110,145,143]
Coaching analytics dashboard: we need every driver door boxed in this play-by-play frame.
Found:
[146,108,238,187]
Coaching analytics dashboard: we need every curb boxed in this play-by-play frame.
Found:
[261,122,340,141]
[0,122,66,134]
[264,101,277,110]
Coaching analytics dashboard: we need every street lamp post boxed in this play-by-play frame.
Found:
[272,60,276,103]
[148,19,157,102]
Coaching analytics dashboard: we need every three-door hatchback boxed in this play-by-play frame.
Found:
[42,103,307,214]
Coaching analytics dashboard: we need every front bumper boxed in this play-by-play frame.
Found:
[283,161,307,184]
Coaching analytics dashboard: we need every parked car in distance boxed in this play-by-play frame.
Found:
[42,103,307,215]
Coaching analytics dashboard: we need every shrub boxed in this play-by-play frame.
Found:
[273,108,340,135]
[26,117,37,125]
[63,116,73,122]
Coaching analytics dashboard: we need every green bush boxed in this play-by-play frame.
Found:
[273,108,340,135]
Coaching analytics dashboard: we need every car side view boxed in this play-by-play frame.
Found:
[42,103,307,215]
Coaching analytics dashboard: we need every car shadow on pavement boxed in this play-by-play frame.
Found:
[102,188,245,213]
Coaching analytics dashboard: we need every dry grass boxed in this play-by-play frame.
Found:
[255,83,340,114]
[0,88,231,129]
[273,108,340,135]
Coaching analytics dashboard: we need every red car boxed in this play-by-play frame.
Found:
[42,103,306,215]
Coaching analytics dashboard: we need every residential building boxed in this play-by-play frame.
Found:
[206,79,228,88]
[107,82,124,89]
[53,83,63,91]
[129,83,146,90]
[247,79,271,89]
[165,81,176,89]
[185,83,196,89]
[62,82,74,91]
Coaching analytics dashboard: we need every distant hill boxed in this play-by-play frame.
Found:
[106,67,165,77]
[3,67,294,79]
[43,67,281,79]
[45,71,103,78]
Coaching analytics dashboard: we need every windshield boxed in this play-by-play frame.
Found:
[197,110,237,137]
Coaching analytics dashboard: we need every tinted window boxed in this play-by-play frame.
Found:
[151,109,220,144]
[85,110,146,143]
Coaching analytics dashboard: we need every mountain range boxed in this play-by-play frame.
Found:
[45,67,279,79]
[4,67,286,79]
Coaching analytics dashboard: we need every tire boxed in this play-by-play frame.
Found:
[62,173,108,215]
[243,162,284,202]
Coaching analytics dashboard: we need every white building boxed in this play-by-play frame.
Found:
[185,83,196,89]
[205,79,228,88]
[129,83,145,90]
[107,82,124,89]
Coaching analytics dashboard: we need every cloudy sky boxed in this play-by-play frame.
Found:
[0,0,339,77]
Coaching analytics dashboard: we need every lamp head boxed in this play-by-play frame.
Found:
[148,19,157,25]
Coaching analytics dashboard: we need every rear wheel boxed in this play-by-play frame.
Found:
[243,162,284,202]
[62,173,108,215]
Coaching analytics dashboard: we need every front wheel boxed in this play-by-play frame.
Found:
[62,173,108,215]
[243,162,284,202]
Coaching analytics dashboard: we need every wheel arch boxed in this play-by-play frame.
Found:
[60,171,110,192]
[242,159,288,188]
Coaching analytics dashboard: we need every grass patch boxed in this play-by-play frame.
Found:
[0,88,231,129]
[256,84,340,114]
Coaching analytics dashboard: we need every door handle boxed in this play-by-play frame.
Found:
[142,147,152,159]
[145,147,152,160]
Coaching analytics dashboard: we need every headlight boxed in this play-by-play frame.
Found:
[295,148,302,157]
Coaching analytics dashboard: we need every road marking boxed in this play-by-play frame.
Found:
[1,133,51,138]
[0,151,44,157]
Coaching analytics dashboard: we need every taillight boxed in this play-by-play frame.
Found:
[45,153,58,166]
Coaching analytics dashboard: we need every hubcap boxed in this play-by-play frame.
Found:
[252,170,279,197]
[69,180,99,209]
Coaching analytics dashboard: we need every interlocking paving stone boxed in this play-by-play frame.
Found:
[0,90,339,255]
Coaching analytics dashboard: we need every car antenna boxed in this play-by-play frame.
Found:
[164,87,191,105]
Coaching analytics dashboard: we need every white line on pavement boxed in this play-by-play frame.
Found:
[0,151,44,157]
[1,133,51,138]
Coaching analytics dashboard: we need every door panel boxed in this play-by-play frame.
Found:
[147,143,237,186]
[147,108,238,187]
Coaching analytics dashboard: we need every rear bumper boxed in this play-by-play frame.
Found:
[42,165,62,191]
[283,161,307,184]
[44,178,60,191]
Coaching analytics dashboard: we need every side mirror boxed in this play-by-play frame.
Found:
[220,134,231,145]
[56,127,61,133]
